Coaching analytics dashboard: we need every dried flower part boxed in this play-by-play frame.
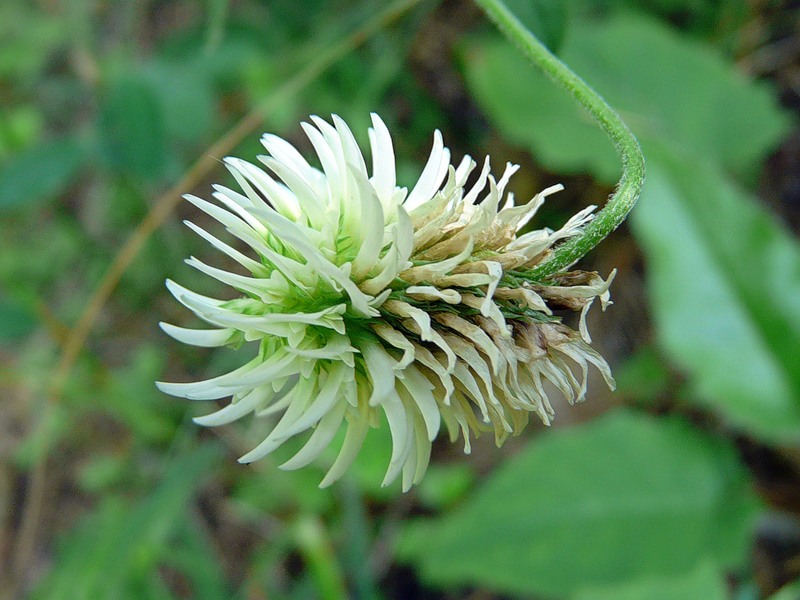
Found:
[158,114,615,490]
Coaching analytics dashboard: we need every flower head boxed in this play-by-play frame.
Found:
[158,114,615,490]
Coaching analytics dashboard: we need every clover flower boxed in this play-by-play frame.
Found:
[157,114,615,490]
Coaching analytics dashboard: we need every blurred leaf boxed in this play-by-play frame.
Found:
[574,0,752,41]
[204,0,230,54]
[293,515,348,600]
[162,518,231,600]
[0,106,43,159]
[415,463,476,509]
[462,35,619,181]
[159,26,271,91]
[349,417,400,499]
[463,13,790,182]
[78,454,130,493]
[573,561,727,600]
[0,215,83,296]
[14,404,69,468]
[338,482,380,600]
[142,60,216,145]
[769,579,800,600]
[614,345,671,404]
[0,296,37,341]
[98,75,167,180]
[232,462,332,517]
[504,0,569,52]
[34,444,222,599]
[0,2,65,81]
[632,152,800,440]
[0,137,87,210]
[103,346,183,444]
[398,410,760,597]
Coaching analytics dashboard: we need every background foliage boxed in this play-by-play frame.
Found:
[1,0,799,598]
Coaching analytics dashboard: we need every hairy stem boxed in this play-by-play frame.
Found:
[474,0,645,279]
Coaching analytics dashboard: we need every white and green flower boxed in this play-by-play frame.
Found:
[158,114,615,491]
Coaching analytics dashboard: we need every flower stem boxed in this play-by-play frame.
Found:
[474,0,645,280]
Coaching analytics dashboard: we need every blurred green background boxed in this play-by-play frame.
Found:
[1,0,799,598]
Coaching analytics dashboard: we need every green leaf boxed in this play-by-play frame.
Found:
[415,463,476,510]
[98,75,167,180]
[462,13,790,182]
[102,346,183,443]
[0,296,37,340]
[631,151,800,440]
[14,404,69,468]
[0,136,87,210]
[161,519,231,600]
[33,444,223,599]
[0,105,43,159]
[463,34,619,181]
[613,345,671,405]
[573,561,727,600]
[769,579,800,600]
[398,410,760,598]
[142,59,216,145]
[502,0,569,52]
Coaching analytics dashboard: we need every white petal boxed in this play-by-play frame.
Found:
[275,362,349,440]
[159,322,237,348]
[350,166,385,279]
[411,411,433,486]
[368,113,396,205]
[432,313,502,375]
[165,278,225,310]
[279,399,347,470]
[156,357,261,400]
[401,424,418,493]
[220,159,301,221]
[260,133,322,195]
[400,237,474,284]
[462,157,491,207]
[405,286,461,304]
[405,130,450,212]
[380,389,411,487]
[183,220,267,276]
[157,350,299,400]
[358,209,413,294]
[384,298,438,340]
[411,342,455,404]
[397,367,440,441]
[301,122,344,208]
[183,194,262,242]
[359,338,398,407]
[185,256,273,301]
[370,323,415,369]
[193,386,273,426]
[452,362,490,423]
[332,114,368,177]
[259,156,326,229]
[479,261,503,315]
[319,403,370,488]
[401,318,457,372]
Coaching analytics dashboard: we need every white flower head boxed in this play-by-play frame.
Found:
[158,114,615,491]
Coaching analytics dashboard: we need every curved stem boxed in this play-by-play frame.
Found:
[474,0,645,280]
